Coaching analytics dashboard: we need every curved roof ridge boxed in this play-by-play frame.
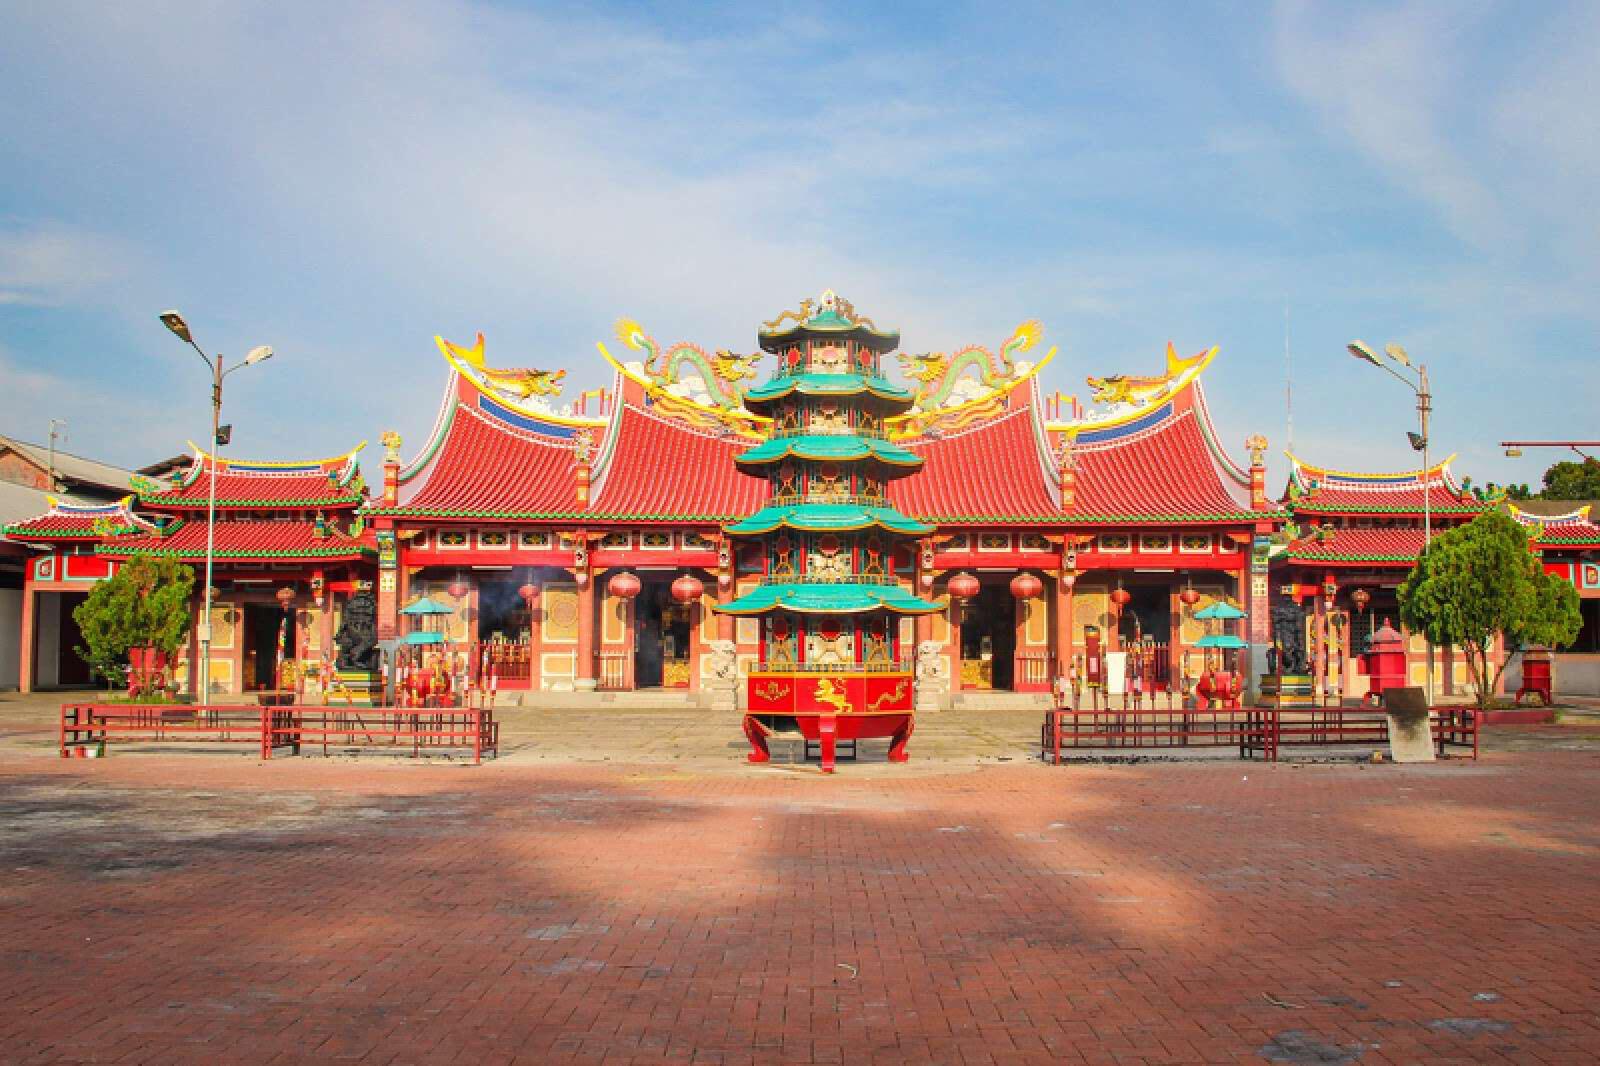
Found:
[1190,381,1252,488]
[397,370,468,485]
[180,440,366,475]
[1510,502,1593,526]
[1286,451,1460,487]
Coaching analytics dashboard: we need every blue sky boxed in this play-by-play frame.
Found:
[1,1,1595,493]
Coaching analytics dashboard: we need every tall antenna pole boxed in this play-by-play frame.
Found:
[1284,305,1293,453]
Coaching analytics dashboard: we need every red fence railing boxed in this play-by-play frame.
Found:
[1040,705,1479,764]
[60,703,498,764]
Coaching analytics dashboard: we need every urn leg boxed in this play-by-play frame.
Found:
[818,714,837,774]
[887,716,914,763]
[742,715,771,764]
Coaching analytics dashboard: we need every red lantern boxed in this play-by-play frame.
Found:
[607,572,641,600]
[1350,587,1371,613]
[947,572,980,599]
[517,582,538,605]
[1010,572,1043,600]
[1110,586,1132,612]
[1179,585,1201,607]
[448,579,468,599]
[671,574,704,603]
[275,586,295,609]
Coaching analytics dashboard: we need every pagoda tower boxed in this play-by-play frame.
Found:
[717,291,944,771]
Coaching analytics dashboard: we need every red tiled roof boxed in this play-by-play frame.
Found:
[1286,455,1479,515]
[141,446,366,510]
[3,497,157,541]
[380,399,581,518]
[97,519,371,560]
[891,408,1059,523]
[1512,505,1600,547]
[590,405,766,521]
[1069,408,1259,523]
[1282,527,1427,565]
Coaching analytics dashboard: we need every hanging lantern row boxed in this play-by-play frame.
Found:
[276,586,296,609]
[517,581,538,606]
[1109,586,1132,613]
[947,572,980,600]
[1350,587,1371,613]
[1179,584,1201,607]
[671,573,705,604]
[1009,572,1043,600]
[448,578,468,599]
[608,571,642,600]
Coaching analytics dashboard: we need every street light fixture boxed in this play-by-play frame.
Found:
[1347,338,1434,706]
[159,310,274,701]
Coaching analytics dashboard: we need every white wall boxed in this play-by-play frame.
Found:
[1503,650,1600,698]
[35,592,60,688]
[0,589,19,690]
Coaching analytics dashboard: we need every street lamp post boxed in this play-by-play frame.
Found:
[1348,340,1433,706]
[160,310,273,702]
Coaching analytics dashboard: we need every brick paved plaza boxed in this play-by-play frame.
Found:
[2,696,1599,1064]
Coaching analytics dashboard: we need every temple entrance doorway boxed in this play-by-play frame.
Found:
[1116,585,1171,645]
[634,578,692,689]
[243,604,296,691]
[959,583,1015,690]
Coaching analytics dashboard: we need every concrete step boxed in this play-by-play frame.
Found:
[951,691,1051,711]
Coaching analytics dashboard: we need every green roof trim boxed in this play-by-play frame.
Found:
[736,434,921,468]
[726,503,934,536]
[717,582,943,616]
[95,543,374,560]
[1284,550,1418,563]
[744,373,912,407]
[139,493,366,508]
[2,524,140,539]
[1290,502,1482,515]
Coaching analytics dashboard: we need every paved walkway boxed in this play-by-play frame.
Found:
[3,691,1599,1063]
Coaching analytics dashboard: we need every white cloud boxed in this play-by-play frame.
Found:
[0,222,133,307]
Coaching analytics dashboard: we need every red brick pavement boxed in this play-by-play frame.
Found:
[1,747,1598,1064]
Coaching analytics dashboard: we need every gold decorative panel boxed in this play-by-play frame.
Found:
[602,591,627,643]
[1073,588,1110,634]
[542,584,579,643]
[1023,597,1048,646]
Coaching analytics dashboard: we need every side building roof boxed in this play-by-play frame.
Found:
[1284,454,1481,516]
[138,444,368,511]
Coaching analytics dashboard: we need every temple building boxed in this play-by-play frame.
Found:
[4,290,1597,699]
[1274,456,1600,700]
[5,446,372,693]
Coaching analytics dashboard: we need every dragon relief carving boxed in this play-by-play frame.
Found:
[895,320,1042,430]
[1085,342,1215,410]
[439,333,567,402]
[613,318,761,419]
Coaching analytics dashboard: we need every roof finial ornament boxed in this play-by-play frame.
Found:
[1245,434,1268,467]
[381,431,403,463]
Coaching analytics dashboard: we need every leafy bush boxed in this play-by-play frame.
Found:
[1398,509,1581,710]
[73,555,195,693]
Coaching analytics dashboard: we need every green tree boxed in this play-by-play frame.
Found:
[73,554,196,693]
[1538,457,1600,500]
[1398,509,1581,710]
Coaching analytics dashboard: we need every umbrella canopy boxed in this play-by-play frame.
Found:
[401,597,454,615]
[1194,633,1247,649]
[402,630,446,645]
[1194,601,1246,620]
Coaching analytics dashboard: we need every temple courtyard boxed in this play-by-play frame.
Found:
[2,692,1598,1064]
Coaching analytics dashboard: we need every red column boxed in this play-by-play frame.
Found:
[575,577,597,691]
[1056,573,1074,686]
[526,581,544,691]
[18,578,35,693]
[948,600,963,693]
